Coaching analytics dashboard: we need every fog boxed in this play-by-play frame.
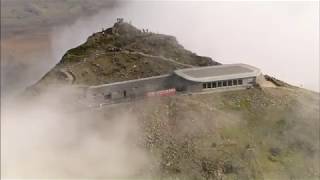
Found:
[1,1,318,96]
[1,87,154,178]
[1,1,319,179]
[49,1,319,91]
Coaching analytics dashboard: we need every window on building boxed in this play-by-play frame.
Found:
[223,81,227,87]
[123,90,127,97]
[218,81,222,87]
[238,79,243,85]
[233,79,238,85]
[228,80,232,86]
[208,82,212,88]
[213,82,217,88]
[203,83,207,89]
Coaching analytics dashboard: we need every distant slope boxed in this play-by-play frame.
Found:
[1,0,119,96]
[32,21,219,91]
[1,0,117,37]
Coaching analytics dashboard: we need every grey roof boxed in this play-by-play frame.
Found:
[174,63,261,82]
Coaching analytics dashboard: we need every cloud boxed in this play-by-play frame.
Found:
[46,1,319,91]
[1,86,152,178]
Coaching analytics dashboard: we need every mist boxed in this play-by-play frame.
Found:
[1,1,318,97]
[1,1,319,179]
[49,1,319,91]
[1,87,154,178]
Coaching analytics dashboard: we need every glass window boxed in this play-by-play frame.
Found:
[223,81,227,86]
[208,82,212,88]
[233,79,238,85]
[213,82,217,88]
[228,80,232,86]
[238,79,243,85]
[218,81,222,87]
[203,83,207,89]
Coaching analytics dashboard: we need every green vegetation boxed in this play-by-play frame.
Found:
[130,88,319,179]
[27,20,319,179]
[33,22,217,90]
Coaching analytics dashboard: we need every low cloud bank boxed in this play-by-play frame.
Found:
[1,87,153,179]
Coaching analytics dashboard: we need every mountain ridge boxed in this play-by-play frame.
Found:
[31,21,219,93]
[23,21,320,179]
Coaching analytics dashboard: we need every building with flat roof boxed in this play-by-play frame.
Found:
[174,64,260,82]
[172,63,261,92]
[86,63,261,102]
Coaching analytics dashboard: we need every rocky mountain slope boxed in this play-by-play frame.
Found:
[25,21,319,179]
[31,21,219,91]
[124,86,319,179]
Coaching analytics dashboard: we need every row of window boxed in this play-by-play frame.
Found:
[203,79,243,89]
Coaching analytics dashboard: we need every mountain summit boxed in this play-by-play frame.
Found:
[34,20,219,90]
[23,20,319,179]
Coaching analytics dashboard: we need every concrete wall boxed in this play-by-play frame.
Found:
[86,73,257,102]
[87,75,174,101]
[170,74,201,92]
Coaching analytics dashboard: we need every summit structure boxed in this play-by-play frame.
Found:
[87,63,261,102]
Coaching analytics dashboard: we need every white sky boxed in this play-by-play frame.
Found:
[51,1,319,91]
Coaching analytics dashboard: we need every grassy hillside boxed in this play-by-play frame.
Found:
[31,21,219,92]
[20,20,319,179]
[11,82,320,179]
[111,86,319,179]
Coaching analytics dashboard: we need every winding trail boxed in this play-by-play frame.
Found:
[122,50,195,68]
[59,49,196,84]
[59,69,76,83]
